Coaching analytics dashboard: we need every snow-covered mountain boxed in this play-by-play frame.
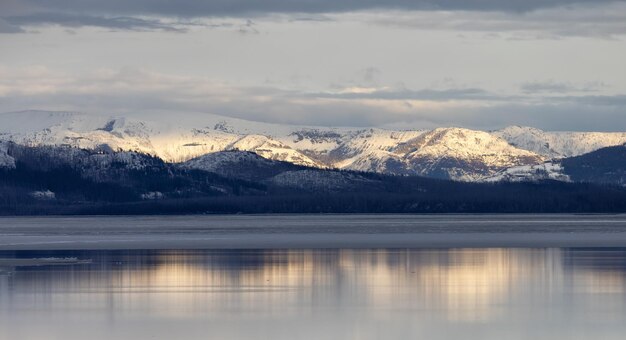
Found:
[1,110,625,181]
[5,142,165,185]
[0,110,327,168]
[494,126,626,158]
[482,143,626,185]
[387,128,544,180]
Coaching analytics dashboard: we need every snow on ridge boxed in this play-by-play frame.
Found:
[482,162,569,183]
[227,134,324,168]
[0,110,83,135]
[1,110,625,182]
[0,142,15,169]
[181,150,274,173]
[391,128,544,179]
[399,127,540,161]
[494,125,626,158]
[327,127,546,181]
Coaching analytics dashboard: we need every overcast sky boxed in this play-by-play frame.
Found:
[1,0,625,131]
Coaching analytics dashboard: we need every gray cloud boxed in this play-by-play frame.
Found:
[364,3,626,38]
[556,94,626,106]
[6,90,625,131]
[521,80,606,94]
[473,103,626,131]
[17,0,622,17]
[2,0,624,34]
[312,88,509,101]
[0,18,25,33]
[4,13,188,32]
[1,67,624,131]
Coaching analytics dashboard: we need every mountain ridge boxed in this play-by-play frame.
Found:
[2,143,626,215]
[2,110,625,181]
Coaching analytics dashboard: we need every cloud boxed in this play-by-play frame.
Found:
[0,18,25,33]
[520,80,606,94]
[15,0,623,17]
[471,103,626,131]
[4,13,189,32]
[1,66,624,131]
[314,87,507,101]
[557,94,626,106]
[1,1,624,36]
[355,2,626,38]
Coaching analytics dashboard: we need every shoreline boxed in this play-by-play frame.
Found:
[1,214,626,250]
[3,232,626,250]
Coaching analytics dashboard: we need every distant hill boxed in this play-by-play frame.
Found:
[561,145,626,186]
[1,142,626,215]
[2,110,625,181]
[485,144,626,186]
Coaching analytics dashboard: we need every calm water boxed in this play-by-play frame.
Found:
[2,247,626,340]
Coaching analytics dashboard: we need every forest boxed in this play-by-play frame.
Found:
[1,143,626,215]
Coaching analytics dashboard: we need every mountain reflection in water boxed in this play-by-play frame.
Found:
[1,248,626,340]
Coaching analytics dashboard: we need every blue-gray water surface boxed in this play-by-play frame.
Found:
[1,215,626,339]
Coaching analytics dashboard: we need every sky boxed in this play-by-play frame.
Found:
[1,0,625,131]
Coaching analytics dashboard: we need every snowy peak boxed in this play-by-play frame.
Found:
[1,110,625,182]
[312,128,425,170]
[283,129,344,154]
[400,127,540,160]
[0,110,82,135]
[228,134,324,168]
[326,127,545,181]
[495,126,626,158]
[0,110,156,156]
[392,127,544,180]
[341,129,426,155]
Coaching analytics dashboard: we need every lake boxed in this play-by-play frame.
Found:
[1,215,626,339]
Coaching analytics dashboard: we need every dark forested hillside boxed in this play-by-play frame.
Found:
[1,143,626,215]
[561,145,626,186]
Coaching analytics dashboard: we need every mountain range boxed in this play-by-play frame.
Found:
[2,110,626,214]
[3,141,626,215]
[2,110,625,183]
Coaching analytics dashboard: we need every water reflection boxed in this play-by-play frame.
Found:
[1,248,626,340]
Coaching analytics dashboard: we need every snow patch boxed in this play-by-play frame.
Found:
[0,142,15,169]
[483,162,569,183]
[30,190,56,200]
[141,192,165,200]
